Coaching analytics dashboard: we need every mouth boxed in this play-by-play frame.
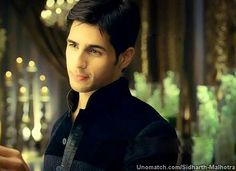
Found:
[70,71,89,81]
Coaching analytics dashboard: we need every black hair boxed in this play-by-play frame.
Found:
[66,0,140,58]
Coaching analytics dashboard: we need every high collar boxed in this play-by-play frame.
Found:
[66,77,131,116]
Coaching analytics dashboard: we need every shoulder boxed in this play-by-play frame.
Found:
[121,95,161,118]
[116,94,173,137]
[123,120,180,169]
[120,95,167,128]
[137,120,177,138]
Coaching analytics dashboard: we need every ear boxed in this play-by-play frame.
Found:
[118,47,135,70]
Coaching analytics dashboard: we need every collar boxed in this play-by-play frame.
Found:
[66,77,131,117]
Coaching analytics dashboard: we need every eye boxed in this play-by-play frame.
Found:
[88,48,102,56]
[68,42,78,49]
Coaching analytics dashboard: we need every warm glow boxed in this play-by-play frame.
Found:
[27,60,37,72]
[5,71,12,78]
[41,10,52,19]
[16,57,23,64]
[46,0,55,8]
[32,124,42,141]
[67,0,74,4]
[41,10,47,19]
[40,75,46,81]
[57,0,65,6]
[56,8,62,14]
[22,127,31,141]
[41,86,49,94]
[20,86,27,94]
[184,106,190,121]
[41,0,78,27]
[28,60,35,67]
[22,115,29,123]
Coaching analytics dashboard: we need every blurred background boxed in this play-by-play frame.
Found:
[0,0,235,170]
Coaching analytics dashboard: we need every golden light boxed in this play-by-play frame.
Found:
[57,0,65,6]
[56,8,62,14]
[40,75,46,81]
[41,10,52,19]
[20,86,27,94]
[46,0,55,8]
[67,0,74,4]
[16,57,23,64]
[41,10,47,19]
[27,60,37,73]
[41,86,49,94]
[22,115,29,123]
[22,127,31,141]
[28,60,35,67]
[41,0,78,27]
[184,106,190,121]
[5,71,12,78]
[32,124,42,141]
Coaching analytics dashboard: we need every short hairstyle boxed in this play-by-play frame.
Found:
[67,0,140,57]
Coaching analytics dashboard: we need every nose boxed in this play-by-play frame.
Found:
[76,50,87,69]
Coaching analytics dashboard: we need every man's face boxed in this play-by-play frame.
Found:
[66,21,122,93]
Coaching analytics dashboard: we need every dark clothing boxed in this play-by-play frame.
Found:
[44,77,179,171]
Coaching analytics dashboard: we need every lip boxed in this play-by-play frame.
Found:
[70,71,89,81]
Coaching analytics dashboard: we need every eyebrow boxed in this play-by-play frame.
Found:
[67,39,107,52]
[67,39,78,45]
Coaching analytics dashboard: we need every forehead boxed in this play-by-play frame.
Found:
[68,21,110,46]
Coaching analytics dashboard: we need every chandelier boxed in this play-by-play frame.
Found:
[40,0,79,28]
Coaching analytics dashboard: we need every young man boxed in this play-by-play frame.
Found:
[0,0,179,170]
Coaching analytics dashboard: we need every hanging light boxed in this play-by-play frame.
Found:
[40,0,80,28]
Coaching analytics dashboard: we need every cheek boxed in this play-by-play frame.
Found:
[66,57,72,70]
[93,62,117,78]
[92,59,113,71]
[66,50,76,68]
[66,49,70,65]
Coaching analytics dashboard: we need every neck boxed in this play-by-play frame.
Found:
[72,91,95,121]
[79,91,95,109]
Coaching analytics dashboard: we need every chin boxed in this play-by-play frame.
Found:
[71,86,88,93]
[70,84,93,93]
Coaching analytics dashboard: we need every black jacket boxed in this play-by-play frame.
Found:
[44,77,179,171]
